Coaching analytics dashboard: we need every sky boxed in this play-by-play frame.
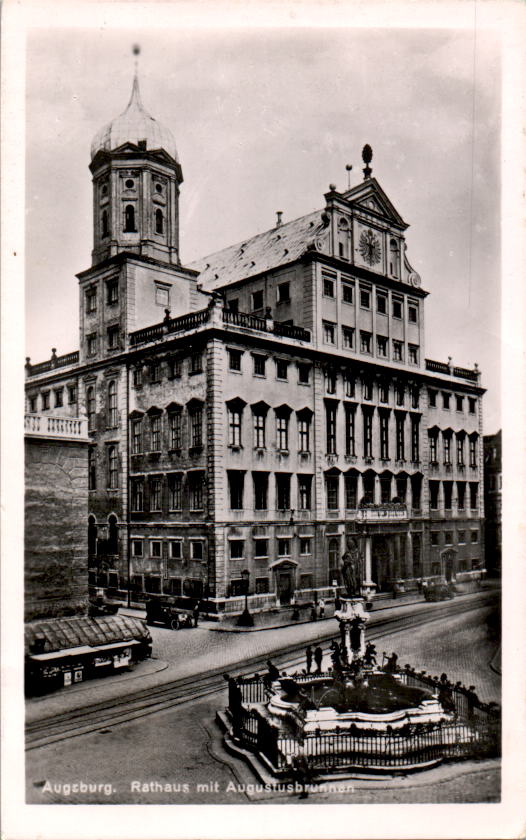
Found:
[25,23,501,432]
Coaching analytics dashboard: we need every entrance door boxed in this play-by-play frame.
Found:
[278,573,293,605]
[372,536,390,592]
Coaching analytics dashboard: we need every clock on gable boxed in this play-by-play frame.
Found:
[358,228,381,267]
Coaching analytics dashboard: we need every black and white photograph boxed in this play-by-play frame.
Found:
[2,1,525,838]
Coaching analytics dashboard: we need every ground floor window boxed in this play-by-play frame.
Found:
[230,579,246,597]
[183,578,204,598]
[164,577,182,596]
[255,577,269,594]
[299,573,313,589]
[145,576,161,594]
[254,538,268,558]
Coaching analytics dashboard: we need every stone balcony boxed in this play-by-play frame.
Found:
[25,414,89,441]
[356,503,408,522]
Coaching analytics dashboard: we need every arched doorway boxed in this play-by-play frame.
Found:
[372,535,391,592]
[271,561,297,605]
[441,548,457,582]
[108,514,118,555]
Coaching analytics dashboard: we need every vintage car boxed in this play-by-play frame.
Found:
[145,598,194,630]
[423,581,455,602]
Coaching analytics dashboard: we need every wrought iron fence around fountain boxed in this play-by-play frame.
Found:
[226,667,500,775]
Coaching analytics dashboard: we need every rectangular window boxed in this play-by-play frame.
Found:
[189,473,204,511]
[411,387,420,409]
[107,325,120,350]
[298,363,311,385]
[87,333,97,356]
[345,405,356,456]
[150,540,162,559]
[255,577,269,594]
[469,437,478,467]
[360,331,372,354]
[190,408,203,447]
[458,530,466,544]
[468,397,477,414]
[323,275,335,297]
[299,573,313,589]
[298,417,310,452]
[325,369,337,394]
[298,475,312,510]
[252,472,268,510]
[376,293,387,314]
[395,385,404,406]
[342,282,354,304]
[457,481,466,510]
[342,327,354,349]
[323,321,336,344]
[150,478,162,511]
[190,353,202,374]
[470,482,478,510]
[131,479,144,512]
[392,340,403,362]
[345,473,358,509]
[252,289,264,311]
[276,415,289,450]
[428,389,437,407]
[344,373,355,398]
[360,287,371,309]
[29,395,37,412]
[131,418,142,454]
[396,414,405,460]
[169,412,182,449]
[150,415,161,451]
[276,473,291,510]
[429,433,438,463]
[169,541,182,559]
[228,471,244,509]
[85,287,97,313]
[411,416,420,461]
[229,540,244,559]
[445,531,453,545]
[191,541,204,560]
[155,285,170,307]
[106,280,118,305]
[132,539,143,557]
[108,446,118,489]
[429,480,440,510]
[378,382,388,403]
[276,359,289,380]
[133,367,143,388]
[392,298,403,319]
[362,379,372,401]
[326,475,339,510]
[431,532,439,546]
[457,436,465,466]
[443,481,453,510]
[408,345,418,365]
[228,298,238,314]
[300,537,312,555]
[470,530,479,544]
[277,282,290,303]
[168,474,182,510]
[363,410,373,458]
[377,335,388,357]
[54,388,63,408]
[253,354,266,376]
[67,384,77,405]
[254,539,268,558]
[228,407,242,447]
[168,357,182,379]
[150,361,161,383]
[253,413,266,448]
[278,538,290,556]
[379,412,389,460]
[228,349,242,371]
[443,434,452,465]
[326,403,337,454]
[442,392,450,409]
[408,302,418,323]
[456,395,464,412]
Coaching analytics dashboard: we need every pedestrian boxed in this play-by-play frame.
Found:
[314,646,323,673]
[319,598,325,618]
[306,645,313,674]
[334,595,341,611]
[266,659,280,685]
[193,601,200,627]
[310,604,317,621]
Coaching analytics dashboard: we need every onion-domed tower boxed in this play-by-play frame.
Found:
[89,69,183,266]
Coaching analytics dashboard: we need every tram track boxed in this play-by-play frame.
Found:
[25,592,496,751]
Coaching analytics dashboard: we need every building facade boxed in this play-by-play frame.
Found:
[25,74,485,616]
[483,430,501,575]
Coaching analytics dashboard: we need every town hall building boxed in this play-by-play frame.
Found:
[25,72,485,617]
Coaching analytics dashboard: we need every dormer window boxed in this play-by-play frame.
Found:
[124,204,136,232]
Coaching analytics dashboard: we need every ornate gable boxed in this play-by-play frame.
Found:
[345,178,408,231]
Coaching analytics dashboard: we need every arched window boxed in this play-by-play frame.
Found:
[108,445,118,489]
[124,204,136,233]
[88,448,96,490]
[88,515,97,557]
[101,209,109,238]
[108,514,118,554]
[155,208,164,234]
[389,238,400,278]
[108,380,118,427]
[87,386,95,430]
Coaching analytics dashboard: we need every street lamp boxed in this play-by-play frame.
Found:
[237,568,254,627]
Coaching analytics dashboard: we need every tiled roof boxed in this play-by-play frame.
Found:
[189,208,326,291]
[25,615,150,656]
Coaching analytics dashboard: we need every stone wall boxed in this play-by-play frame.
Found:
[25,436,89,621]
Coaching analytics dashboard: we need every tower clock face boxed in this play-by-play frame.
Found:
[359,229,381,266]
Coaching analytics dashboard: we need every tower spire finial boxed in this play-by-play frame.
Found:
[362,144,373,180]
[127,44,143,109]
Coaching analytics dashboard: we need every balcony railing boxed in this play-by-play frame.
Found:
[356,502,408,521]
[26,350,80,377]
[425,359,479,382]
[223,309,311,342]
[25,413,89,441]
[130,308,210,346]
